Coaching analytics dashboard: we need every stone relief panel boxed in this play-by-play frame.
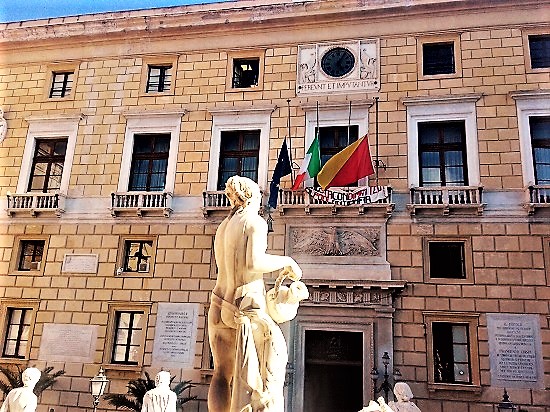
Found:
[290,226,380,257]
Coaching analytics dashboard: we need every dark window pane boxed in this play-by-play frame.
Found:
[18,240,45,271]
[129,134,170,192]
[429,241,466,279]
[111,311,144,365]
[2,308,32,358]
[218,130,260,190]
[418,121,467,186]
[423,42,455,75]
[433,323,471,384]
[232,58,260,88]
[530,116,550,185]
[49,72,74,98]
[146,65,172,92]
[123,241,153,273]
[529,35,550,69]
[28,139,67,193]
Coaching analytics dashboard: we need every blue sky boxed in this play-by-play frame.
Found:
[1,0,234,23]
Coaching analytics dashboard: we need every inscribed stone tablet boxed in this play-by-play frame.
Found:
[62,254,99,273]
[152,303,199,369]
[39,324,97,363]
[487,313,543,388]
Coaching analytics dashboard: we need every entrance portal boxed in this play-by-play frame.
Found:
[303,330,364,412]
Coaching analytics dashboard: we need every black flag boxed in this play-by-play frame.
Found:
[268,139,292,208]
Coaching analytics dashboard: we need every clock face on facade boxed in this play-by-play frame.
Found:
[321,47,356,78]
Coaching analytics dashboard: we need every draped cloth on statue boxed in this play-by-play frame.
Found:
[0,387,38,412]
[141,389,177,412]
[230,309,287,412]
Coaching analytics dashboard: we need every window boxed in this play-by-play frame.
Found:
[0,300,38,361]
[118,112,183,194]
[128,134,170,192]
[49,71,74,98]
[27,138,67,193]
[404,95,481,188]
[2,308,32,358]
[18,240,45,272]
[207,108,272,191]
[17,116,81,196]
[217,130,260,190]
[123,240,153,273]
[530,116,550,185]
[424,312,480,390]
[111,311,144,365]
[226,51,265,92]
[146,65,172,93]
[105,303,150,369]
[428,241,465,279]
[528,34,550,69]
[232,58,260,88]
[422,42,455,76]
[418,121,468,186]
[432,322,471,384]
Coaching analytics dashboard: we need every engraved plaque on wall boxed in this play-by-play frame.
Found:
[487,313,543,388]
[39,324,97,363]
[152,303,199,369]
[62,253,99,273]
[296,39,380,96]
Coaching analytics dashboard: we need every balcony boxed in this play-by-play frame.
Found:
[110,191,173,217]
[277,186,394,217]
[407,186,484,216]
[202,190,231,216]
[6,192,65,217]
[524,185,550,215]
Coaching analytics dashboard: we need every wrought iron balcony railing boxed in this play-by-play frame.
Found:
[110,191,173,217]
[407,186,484,215]
[6,192,65,217]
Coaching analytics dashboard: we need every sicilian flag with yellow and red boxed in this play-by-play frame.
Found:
[317,135,375,190]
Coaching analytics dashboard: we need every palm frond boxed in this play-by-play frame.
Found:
[103,393,141,411]
[0,365,64,397]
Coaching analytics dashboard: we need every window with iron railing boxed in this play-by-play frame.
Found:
[422,42,455,76]
[129,134,170,192]
[146,65,172,93]
[530,116,550,185]
[49,71,74,98]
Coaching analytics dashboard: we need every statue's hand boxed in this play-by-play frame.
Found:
[284,262,302,281]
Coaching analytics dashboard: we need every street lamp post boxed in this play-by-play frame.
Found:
[89,367,109,412]
[496,389,518,412]
[370,351,401,403]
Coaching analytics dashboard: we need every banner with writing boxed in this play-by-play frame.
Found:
[306,186,388,205]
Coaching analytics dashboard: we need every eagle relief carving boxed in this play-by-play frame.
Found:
[291,226,379,256]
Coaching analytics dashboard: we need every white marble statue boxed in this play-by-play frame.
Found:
[360,383,421,412]
[208,175,308,412]
[141,371,177,412]
[0,367,41,412]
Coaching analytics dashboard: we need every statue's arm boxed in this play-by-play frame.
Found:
[246,217,302,279]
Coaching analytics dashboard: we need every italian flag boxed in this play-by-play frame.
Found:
[291,135,321,190]
[317,135,374,190]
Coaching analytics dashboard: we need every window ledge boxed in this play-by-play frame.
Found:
[6,192,65,217]
[428,383,481,393]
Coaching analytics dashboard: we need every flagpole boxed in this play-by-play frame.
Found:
[375,96,379,187]
[347,100,352,146]
[316,101,320,189]
[287,99,294,185]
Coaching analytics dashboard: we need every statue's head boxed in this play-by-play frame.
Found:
[155,371,171,388]
[22,367,41,389]
[225,176,261,211]
[393,382,413,402]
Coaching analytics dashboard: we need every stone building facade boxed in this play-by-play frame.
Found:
[0,0,549,411]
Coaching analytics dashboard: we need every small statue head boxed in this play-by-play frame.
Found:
[225,176,261,211]
[22,367,41,389]
[155,371,171,389]
[393,382,414,403]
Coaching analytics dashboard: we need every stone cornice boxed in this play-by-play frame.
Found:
[1,0,547,46]
[401,93,483,106]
